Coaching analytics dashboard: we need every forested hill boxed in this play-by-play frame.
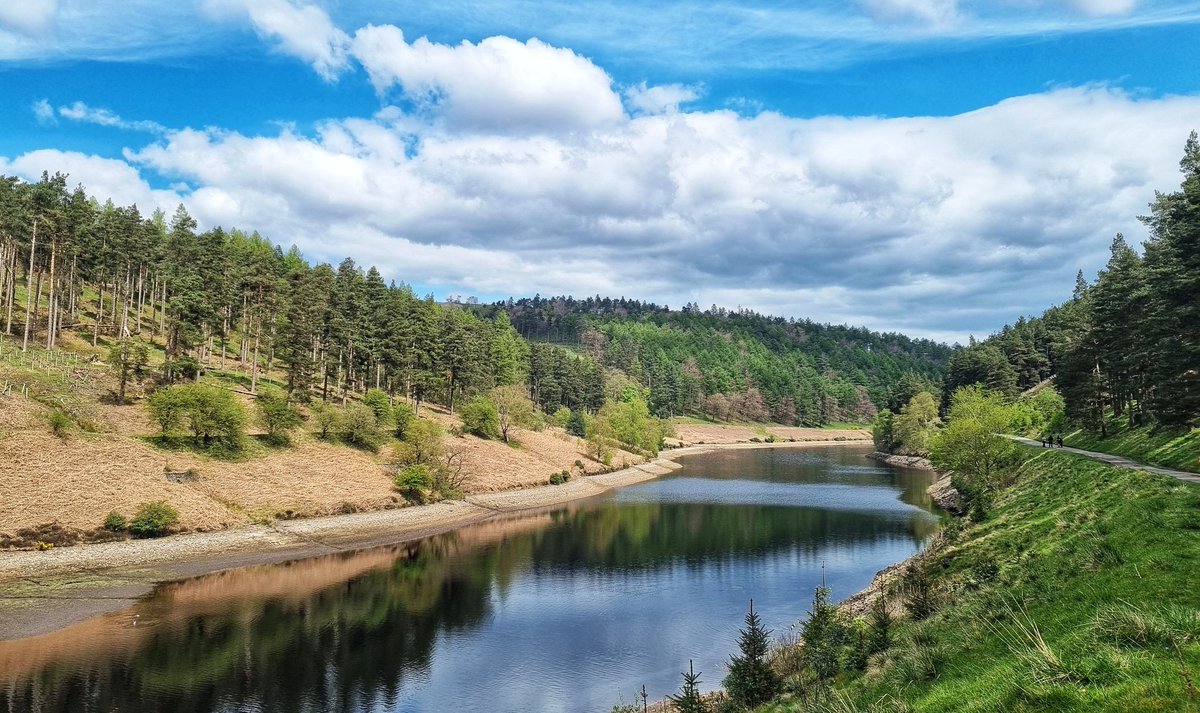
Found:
[471,296,952,425]
[940,131,1200,431]
[0,170,951,429]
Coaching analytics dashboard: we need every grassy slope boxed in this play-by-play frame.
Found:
[1064,413,1200,474]
[771,448,1200,712]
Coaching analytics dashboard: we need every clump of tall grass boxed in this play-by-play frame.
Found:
[1090,603,1200,649]
[988,601,1084,686]
[796,689,913,713]
[878,628,947,686]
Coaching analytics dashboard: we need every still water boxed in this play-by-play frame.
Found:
[0,446,939,713]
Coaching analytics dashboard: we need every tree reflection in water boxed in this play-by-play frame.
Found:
[0,446,938,713]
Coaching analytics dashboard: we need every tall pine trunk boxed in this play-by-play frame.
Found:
[45,236,57,350]
[21,218,37,352]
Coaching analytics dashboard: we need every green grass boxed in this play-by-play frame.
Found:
[821,421,870,430]
[770,448,1200,712]
[1065,414,1200,474]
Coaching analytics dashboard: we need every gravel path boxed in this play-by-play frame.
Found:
[1005,435,1200,484]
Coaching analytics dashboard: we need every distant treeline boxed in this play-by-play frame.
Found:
[0,173,952,426]
[941,132,1200,430]
[471,296,952,425]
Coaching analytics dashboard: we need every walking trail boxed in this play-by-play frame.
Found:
[1004,435,1200,485]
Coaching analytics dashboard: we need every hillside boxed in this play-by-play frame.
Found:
[0,336,652,543]
[762,447,1200,713]
[474,296,951,425]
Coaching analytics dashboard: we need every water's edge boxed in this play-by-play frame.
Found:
[0,440,871,641]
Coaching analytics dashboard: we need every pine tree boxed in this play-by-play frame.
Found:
[1138,131,1200,427]
[723,599,780,709]
[800,584,848,681]
[668,660,706,713]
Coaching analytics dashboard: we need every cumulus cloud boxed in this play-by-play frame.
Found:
[0,86,1143,340]
[202,0,350,80]
[0,0,58,36]
[351,25,625,133]
[0,150,183,215]
[624,82,702,115]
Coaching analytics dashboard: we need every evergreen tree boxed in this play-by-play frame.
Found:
[723,599,780,709]
[668,660,706,713]
[800,584,848,681]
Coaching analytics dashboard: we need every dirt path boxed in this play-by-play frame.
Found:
[1005,435,1200,485]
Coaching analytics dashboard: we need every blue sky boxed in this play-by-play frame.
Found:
[1,0,1199,343]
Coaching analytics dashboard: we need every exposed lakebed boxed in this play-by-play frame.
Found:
[0,445,939,712]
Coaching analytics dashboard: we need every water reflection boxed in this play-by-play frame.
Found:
[0,446,938,713]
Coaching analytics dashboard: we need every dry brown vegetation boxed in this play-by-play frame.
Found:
[0,339,854,547]
[0,380,641,541]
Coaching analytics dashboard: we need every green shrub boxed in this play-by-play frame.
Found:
[393,401,415,439]
[129,501,179,537]
[549,470,571,485]
[341,403,385,452]
[461,396,501,439]
[147,387,189,435]
[147,384,247,445]
[550,407,571,428]
[47,408,71,437]
[256,386,301,443]
[394,464,433,502]
[103,511,127,532]
[363,389,392,423]
[314,405,342,440]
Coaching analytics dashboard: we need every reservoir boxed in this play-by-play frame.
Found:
[0,445,939,712]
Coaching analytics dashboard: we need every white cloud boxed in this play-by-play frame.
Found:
[32,99,56,124]
[1064,0,1137,16]
[2,86,1151,340]
[859,0,959,26]
[0,150,183,216]
[55,101,166,134]
[202,0,350,80]
[0,0,58,36]
[624,83,702,115]
[351,25,625,133]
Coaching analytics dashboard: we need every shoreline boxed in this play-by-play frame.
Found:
[0,438,868,641]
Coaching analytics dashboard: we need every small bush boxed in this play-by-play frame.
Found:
[314,405,342,440]
[902,559,937,620]
[393,402,415,439]
[550,407,571,428]
[549,470,571,485]
[461,396,501,440]
[341,403,385,452]
[103,511,128,532]
[47,409,71,437]
[256,386,301,444]
[394,464,433,502]
[363,389,392,423]
[129,501,179,537]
